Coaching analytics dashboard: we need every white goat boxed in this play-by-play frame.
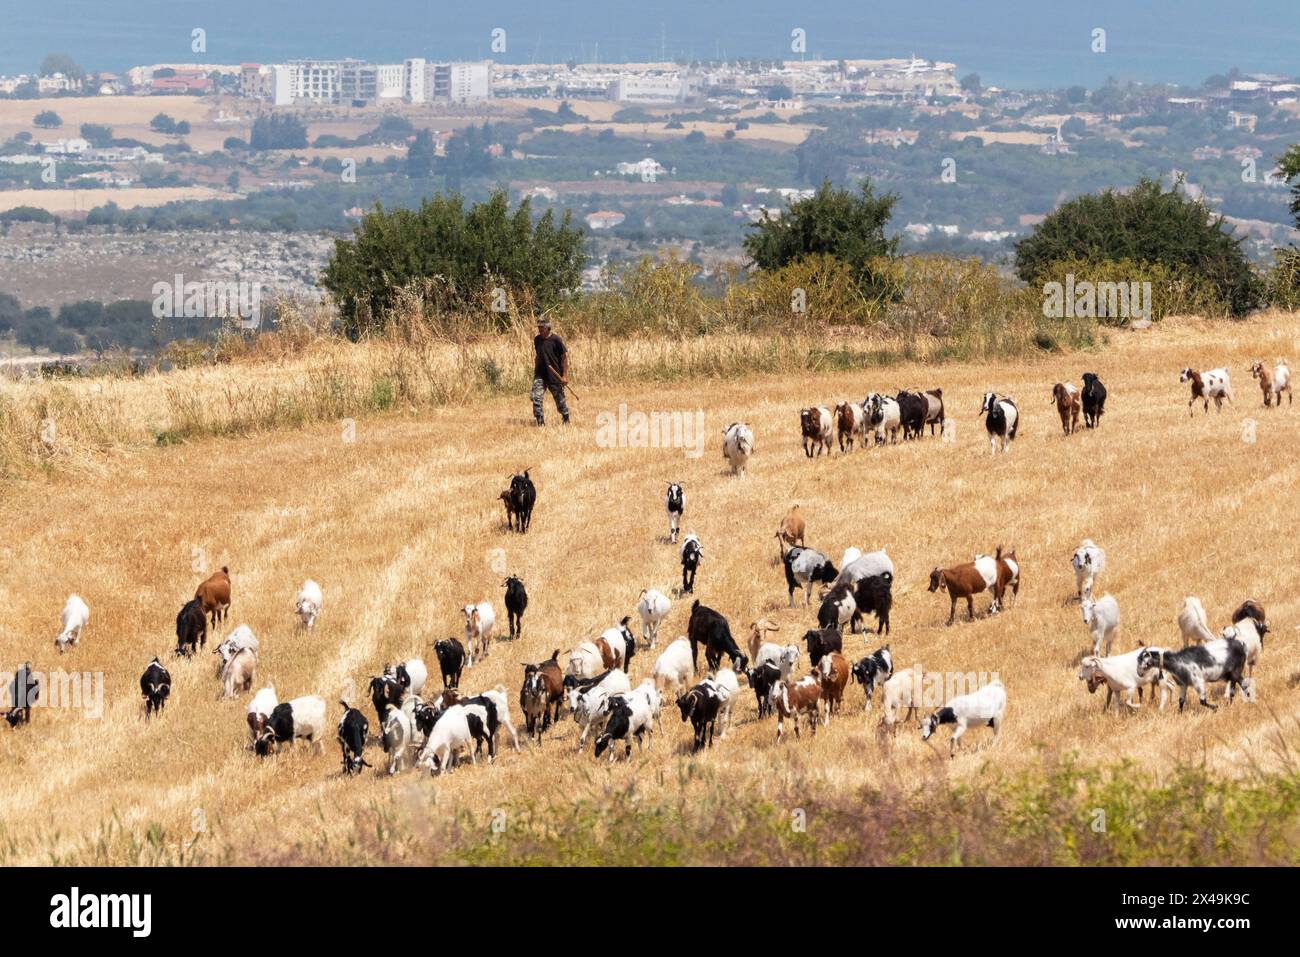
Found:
[54,594,90,653]
[1078,648,1173,711]
[709,668,739,737]
[636,588,672,648]
[1070,540,1105,601]
[295,579,323,629]
[382,704,413,774]
[1081,595,1121,657]
[418,704,476,773]
[920,680,1006,757]
[652,638,694,698]
[722,421,754,476]
[1177,596,1215,646]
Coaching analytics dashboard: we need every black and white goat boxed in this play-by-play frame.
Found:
[782,545,838,607]
[337,701,370,775]
[139,657,171,718]
[1136,640,1247,711]
[850,646,893,712]
[666,482,685,544]
[979,392,1019,454]
[680,533,702,594]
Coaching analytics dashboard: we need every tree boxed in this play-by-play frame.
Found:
[685,130,705,145]
[249,113,308,150]
[150,113,178,134]
[0,292,22,333]
[960,73,982,94]
[40,53,83,80]
[1014,177,1261,315]
[33,110,62,129]
[720,183,739,206]
[406,128,436,177]
[743,179,899,301]
[80,124,114,147]
[56,299,103,330]
[321,191,586,337]
[767,83,794,101]
[1278,144,1300,229]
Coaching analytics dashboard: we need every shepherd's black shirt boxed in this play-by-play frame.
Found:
[534,334,567,383]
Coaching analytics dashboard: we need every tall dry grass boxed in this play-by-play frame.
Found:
[1,310,1298,864]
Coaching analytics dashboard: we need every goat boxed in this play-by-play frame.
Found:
[722,422,754,476]
[666,482,685,544]
[1079,648,1174,712]
[381,703,413,774]
[1180,367,1233,415]
[434,637,466,688]
[1231,599,1267,633]
[636,588,672,648]
[1081,372,1107,428]
[418,704,480,773]
[754,642,800,681]
[175,597,207,657]
[195,566,231,628]
[652,638,694,699]
[851,572,893,635]
[851,646,892,713]
[140,657,171,718]
[255,696,327,756]
[337,701,370,775]
[775,504,806,558]
[1250,360,1291,408]
[921,680,1006,757]
[680,533,702,594]
[503,575,527,640]
[593,693,654,762]
[687,600,748,673]
[1071,539,1105,601]
[979,393,1019,454]
[54,594,89,653]
[881,667,921,728]
[928,560,995,625]
[520,650,565,741]
[295,579,322,629]
[462,601,495,666]
[247,685,278,741]
[783,545,837,607]
[896,390,927,440]
[1177,597,1215,647]
[800,406,834,457]
[747,661,781,718]
[818,652,850,720]
[677,682,723,751]
[834,400,866,451]
[1081,595,1121,657]
[220,646,257,700]
[1137,641,1247,711]
[802,625,842,668]
[836,549,895,586]
[817,580,857,632]
[746,618,781,662]
[771,675,822,740]
[1052,382,1081,435]
[505,469,536,532]
[709,668,739,737]
[596,617,636,670]
[864,393,901,444]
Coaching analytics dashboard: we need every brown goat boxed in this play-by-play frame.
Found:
[195,567,231,627]
[772,674,822,740]
[1051,383,1080,435]
[928,562,991,626]
[775,505,806,559]
[747,618,781,662]
[817,652,850,720]
[595,637,619,670]
[1251,360,1292,408]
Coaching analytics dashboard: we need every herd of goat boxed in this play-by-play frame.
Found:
[2,362,1286,770]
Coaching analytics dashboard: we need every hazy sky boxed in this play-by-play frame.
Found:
[0,0,1295,88]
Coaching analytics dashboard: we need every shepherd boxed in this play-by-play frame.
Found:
[531,318,571,426]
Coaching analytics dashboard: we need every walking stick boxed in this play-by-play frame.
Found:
[547,364,580,402]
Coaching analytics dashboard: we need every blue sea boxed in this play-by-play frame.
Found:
[0,0,1295,90]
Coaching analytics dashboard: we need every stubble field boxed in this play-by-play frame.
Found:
[1,313,1298,865]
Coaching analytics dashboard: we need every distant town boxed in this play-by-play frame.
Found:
[1,49,1297,355]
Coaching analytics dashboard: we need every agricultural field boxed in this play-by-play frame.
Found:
[1,311,1298,865]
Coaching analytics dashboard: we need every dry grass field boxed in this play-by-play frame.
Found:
[2,313,1300,864]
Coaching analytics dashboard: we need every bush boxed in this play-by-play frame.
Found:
[33,110,62,128]
[250,113,308,151]
[1265,249,1300,310]
[321,191,586,338]
[1015,177,1261,316]
[743,179,900,303]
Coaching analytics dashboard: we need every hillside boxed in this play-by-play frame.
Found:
[1,312,1299,864]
